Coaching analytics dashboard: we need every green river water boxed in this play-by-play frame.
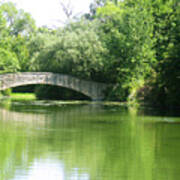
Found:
[0,100,180,180]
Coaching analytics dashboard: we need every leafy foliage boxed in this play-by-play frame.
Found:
[31,21,108,81]
[0,1,179,107]
[0,2,36,73]
[96,1,155,100]
[147,0,180,108]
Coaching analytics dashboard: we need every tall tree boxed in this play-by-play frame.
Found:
[85,0,119,19]
[58,0,83,25]
[0,2,36,36]
[151,0,180,107]
[96,0,155,100]
[0,2,36,73]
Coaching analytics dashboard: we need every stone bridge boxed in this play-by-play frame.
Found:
[0,72,109,100]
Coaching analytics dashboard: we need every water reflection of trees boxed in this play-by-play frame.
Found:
[0,104,180,180]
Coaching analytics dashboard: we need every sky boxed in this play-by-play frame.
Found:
[6,0,92,27]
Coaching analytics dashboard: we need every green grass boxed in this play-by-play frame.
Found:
[10,93,36,101]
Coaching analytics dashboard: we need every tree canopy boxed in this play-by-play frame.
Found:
[0,0,179,108]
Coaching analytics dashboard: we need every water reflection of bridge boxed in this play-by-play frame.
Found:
[0,104,104,127]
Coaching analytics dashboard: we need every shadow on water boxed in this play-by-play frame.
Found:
[137,105,180,117]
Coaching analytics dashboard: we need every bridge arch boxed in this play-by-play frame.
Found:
[0,72,108,100]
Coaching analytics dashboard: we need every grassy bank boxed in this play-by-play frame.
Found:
[9,93,36,101]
